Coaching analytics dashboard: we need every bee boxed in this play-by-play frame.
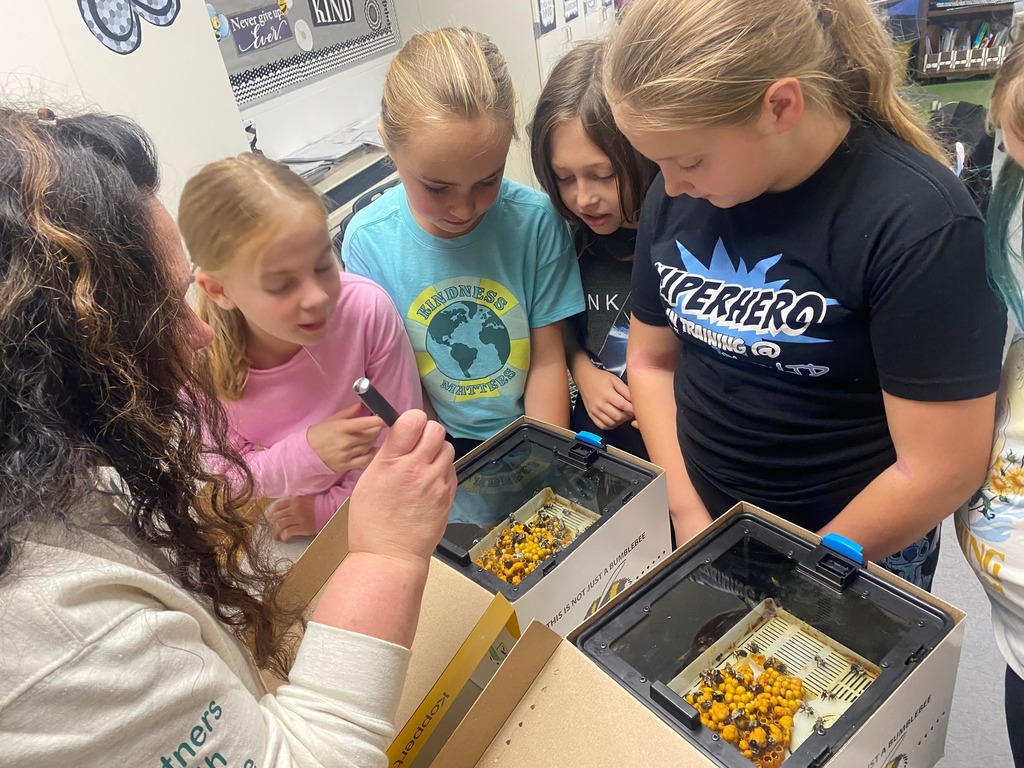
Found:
[813,717,825,733]
[850,662,865,677]
[711,669,725,686]
[749,739,761,755]
[751,683,765,695]
[813,654,829,670]
[798,703,816,717]
[712,690,725,702]
[699,700,712,711]
[747,640,761,654]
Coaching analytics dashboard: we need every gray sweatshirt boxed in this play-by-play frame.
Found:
[0,494,408,767]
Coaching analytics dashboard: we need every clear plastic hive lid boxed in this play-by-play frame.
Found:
[575,514,954,768]
[436,425,654,598]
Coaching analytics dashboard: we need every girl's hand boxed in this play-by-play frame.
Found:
[348,410,456,565]
[306,403,385,473]
[576,363,635,430]
[268,495,317,541]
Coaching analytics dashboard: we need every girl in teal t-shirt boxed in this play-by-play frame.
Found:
[343,27,584,458]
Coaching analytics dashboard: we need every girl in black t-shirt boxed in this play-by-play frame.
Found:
[529,41,657,460]
[602,0,1006,590]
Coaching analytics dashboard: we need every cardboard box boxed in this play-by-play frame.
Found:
[262,417,667,762]
[264,499,519,766]
[442,417,673,635]
[429,504,966,768]
[388,594,520,768]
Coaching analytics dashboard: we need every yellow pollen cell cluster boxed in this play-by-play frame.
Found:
[475,513,574,585]
[684,655,804,768]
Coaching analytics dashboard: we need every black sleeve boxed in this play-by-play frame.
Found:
[569,227,590,346]
[870,216,1005,400]
[631,180,671,327]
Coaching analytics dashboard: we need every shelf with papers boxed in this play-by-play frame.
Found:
[916,0,1014,78]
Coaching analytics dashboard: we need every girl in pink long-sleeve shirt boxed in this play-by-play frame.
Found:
[180,154,422,540]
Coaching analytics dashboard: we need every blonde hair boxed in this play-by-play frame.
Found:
[179,154,327,401]
[605,0,945,164]
[990,34,1024,141]
[380,26,517,150]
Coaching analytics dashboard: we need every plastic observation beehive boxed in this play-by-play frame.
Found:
[575,512,956,767]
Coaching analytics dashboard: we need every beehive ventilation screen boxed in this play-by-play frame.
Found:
[743,614,877,699]
[546,501,600,536]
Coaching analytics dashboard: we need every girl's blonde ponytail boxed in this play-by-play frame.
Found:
[817,0,944,162]
[195,292,250,401]
[605,0,944,164]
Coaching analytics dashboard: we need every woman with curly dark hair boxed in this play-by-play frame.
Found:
[0,107,456,766]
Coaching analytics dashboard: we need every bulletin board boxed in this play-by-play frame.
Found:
[207,0,400,106]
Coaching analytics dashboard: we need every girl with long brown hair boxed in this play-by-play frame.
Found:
[530,40,657,458]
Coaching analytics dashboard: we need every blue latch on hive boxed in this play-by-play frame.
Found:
[575,430,605,449]
[821,532,864,565]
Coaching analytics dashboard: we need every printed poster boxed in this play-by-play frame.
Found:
[565,0,579,23]
[229,4,293,56]
[538,0,556,34]
[207,0,400,106]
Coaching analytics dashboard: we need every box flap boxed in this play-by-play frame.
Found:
[275,498,350,611]
[429,621,562,767]
[389,593,519,767]
[261,506,498,713]
[397,559,495,725]
[431,621,709,767]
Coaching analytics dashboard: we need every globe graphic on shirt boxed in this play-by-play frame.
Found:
[425,301,511,380]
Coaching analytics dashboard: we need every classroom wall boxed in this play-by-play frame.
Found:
[0,0,250,216]
[391,0,544,187]
[2,0,588,198]
[238,1,423,161]
[238,0,547,186]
